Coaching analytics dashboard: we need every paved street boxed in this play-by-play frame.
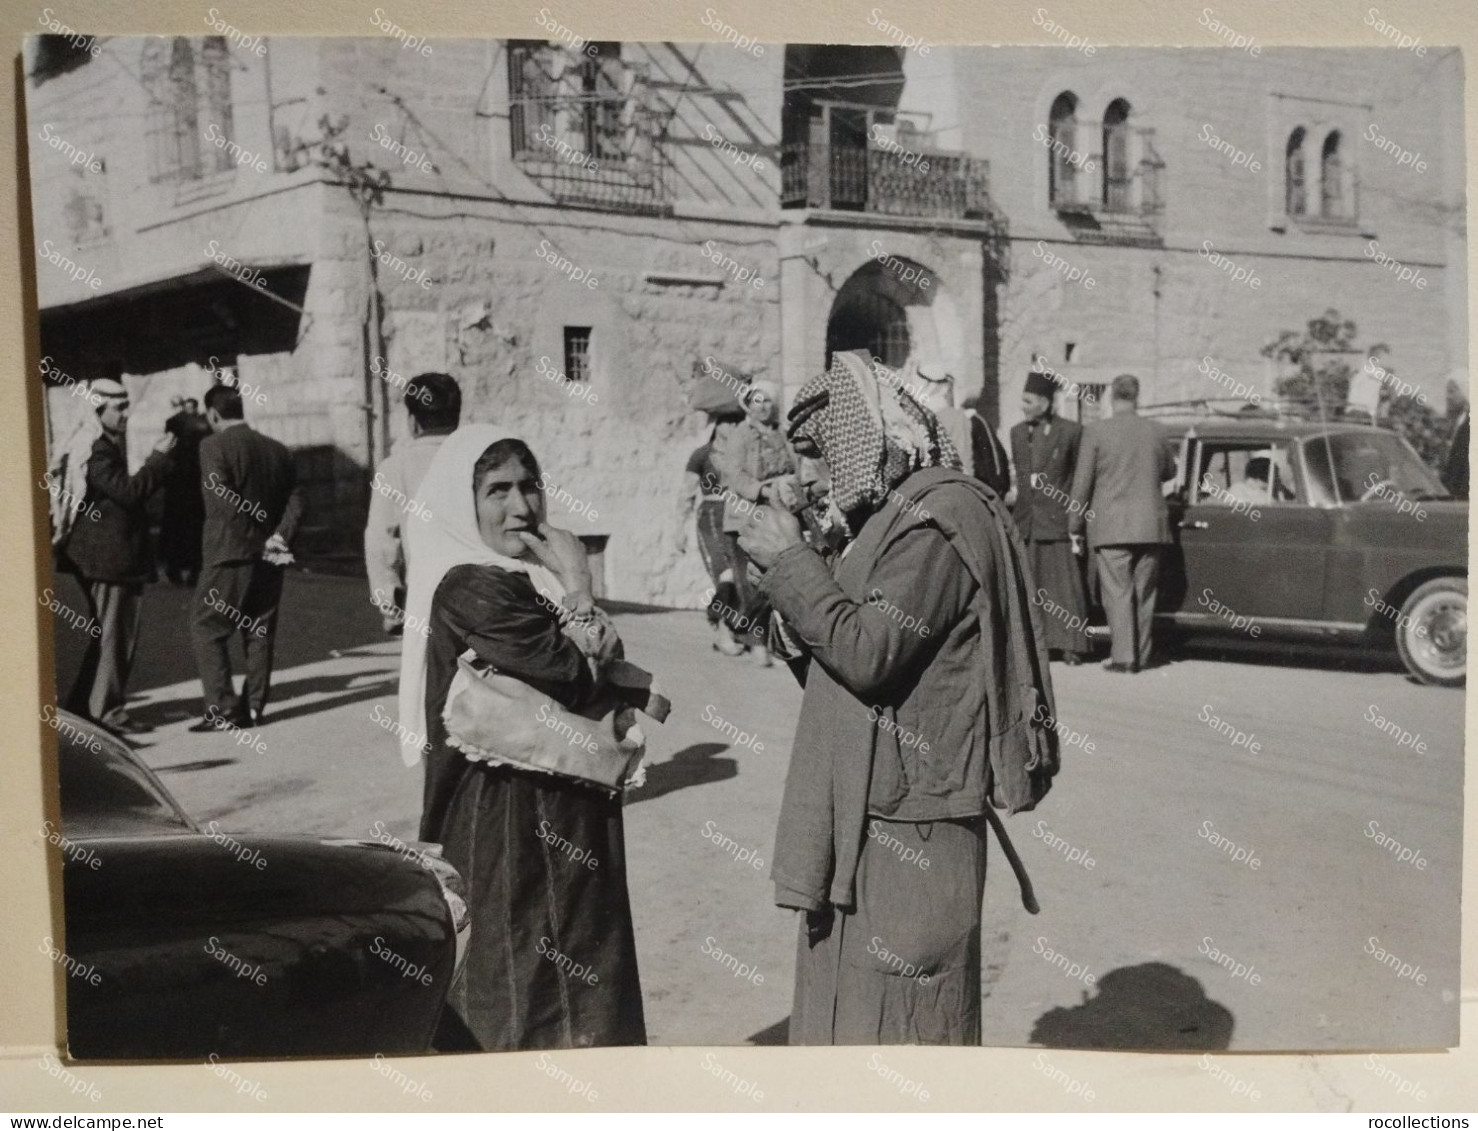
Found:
[49,569,1464,1053]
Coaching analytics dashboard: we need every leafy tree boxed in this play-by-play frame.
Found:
[1260,308,1366,411]
[1262,309,1455,472]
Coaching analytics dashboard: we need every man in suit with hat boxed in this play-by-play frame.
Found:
[1009,365,1091,664]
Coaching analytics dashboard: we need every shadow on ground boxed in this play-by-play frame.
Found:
[126,672,398,733]
[747,1017,789,1045]
[1029,962,1234,1050]
[626,742,737,805]
[48,570,391,702]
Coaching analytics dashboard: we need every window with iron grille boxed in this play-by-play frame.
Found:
[142,36,236,183]
[507,40,666,211]
[564,326,592,386]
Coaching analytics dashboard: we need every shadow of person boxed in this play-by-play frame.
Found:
[625,742,737,805]
[1028,962,1234,1050]
[747,1017,789,1045]
[130,672,398,731]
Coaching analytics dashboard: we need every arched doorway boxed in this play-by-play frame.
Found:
[826,288,911,367]
[824,255,947,373]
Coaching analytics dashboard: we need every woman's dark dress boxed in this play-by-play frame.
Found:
[422,562,646,1050]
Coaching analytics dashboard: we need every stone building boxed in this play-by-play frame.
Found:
[26,34,1464,603]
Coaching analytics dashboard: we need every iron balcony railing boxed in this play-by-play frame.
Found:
[509,48,669,214]
[781,140,992,221]
[511,94,669,212]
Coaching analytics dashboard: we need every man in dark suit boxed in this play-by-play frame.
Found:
[190,384,303,730]
[1068,374,1176,672]
[1009,367,1090,663]
[59,379,175,733]
[160,395,212,585]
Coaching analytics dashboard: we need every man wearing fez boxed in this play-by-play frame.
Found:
[1009,366,1091,664]
[56,379,176,734]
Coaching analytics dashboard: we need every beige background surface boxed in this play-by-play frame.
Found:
[1,0,1474,1112]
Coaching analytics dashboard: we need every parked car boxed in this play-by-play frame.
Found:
[52,710,470,1058]
[1142,404,1466,687]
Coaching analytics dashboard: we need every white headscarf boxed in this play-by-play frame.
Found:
[49,380,120,546]
[397,423,564,766]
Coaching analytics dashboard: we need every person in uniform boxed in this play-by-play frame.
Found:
[1009,368,1092,664]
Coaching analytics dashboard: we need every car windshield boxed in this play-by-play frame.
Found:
[1302,430,1449,506]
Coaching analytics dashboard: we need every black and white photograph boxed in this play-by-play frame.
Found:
[21,9,1466,1074]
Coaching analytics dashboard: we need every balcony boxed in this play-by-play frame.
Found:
[1047,124,1164,218]
[509,45,669,215]
[781,141,992,222]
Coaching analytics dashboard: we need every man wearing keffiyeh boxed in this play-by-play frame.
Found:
[740,349,1061,1046]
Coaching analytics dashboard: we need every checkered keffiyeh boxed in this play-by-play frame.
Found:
[786,350,962,521]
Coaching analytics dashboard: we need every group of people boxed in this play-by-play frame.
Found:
[1010,368,1179,673]
[48,346,1179,1050]
[365,348,1080,1051]
[687,360,1180,679]
[50,378,301,735]
[682,359,1016,668]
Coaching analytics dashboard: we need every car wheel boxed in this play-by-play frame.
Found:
[1395,577,1466,688]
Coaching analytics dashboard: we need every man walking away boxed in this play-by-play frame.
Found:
[190,383,303,729]
[365,373,461,633]
[1068,374,1176,673]
[1009,367,1091,664]
[57,379,175,734]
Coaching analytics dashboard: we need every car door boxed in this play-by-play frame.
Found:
[1171,437,1332,625]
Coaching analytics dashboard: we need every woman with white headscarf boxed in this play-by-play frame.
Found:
[398,424,645,1050]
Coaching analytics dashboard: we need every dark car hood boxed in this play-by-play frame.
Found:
[62,836,458,1058]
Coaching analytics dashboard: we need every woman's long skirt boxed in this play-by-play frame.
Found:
[1028,538,1092,658]
[436,761,647,1050]
[790,815,989,1046]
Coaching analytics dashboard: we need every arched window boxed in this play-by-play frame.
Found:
[200,36,234,172]
[1048,92,1078,208]
[1321,130,1344,218]
[1102,98,1131,212]
[1285,127,1307,216]
[142,36,242,183]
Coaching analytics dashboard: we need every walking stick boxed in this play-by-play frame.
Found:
[982,805,1041,915]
